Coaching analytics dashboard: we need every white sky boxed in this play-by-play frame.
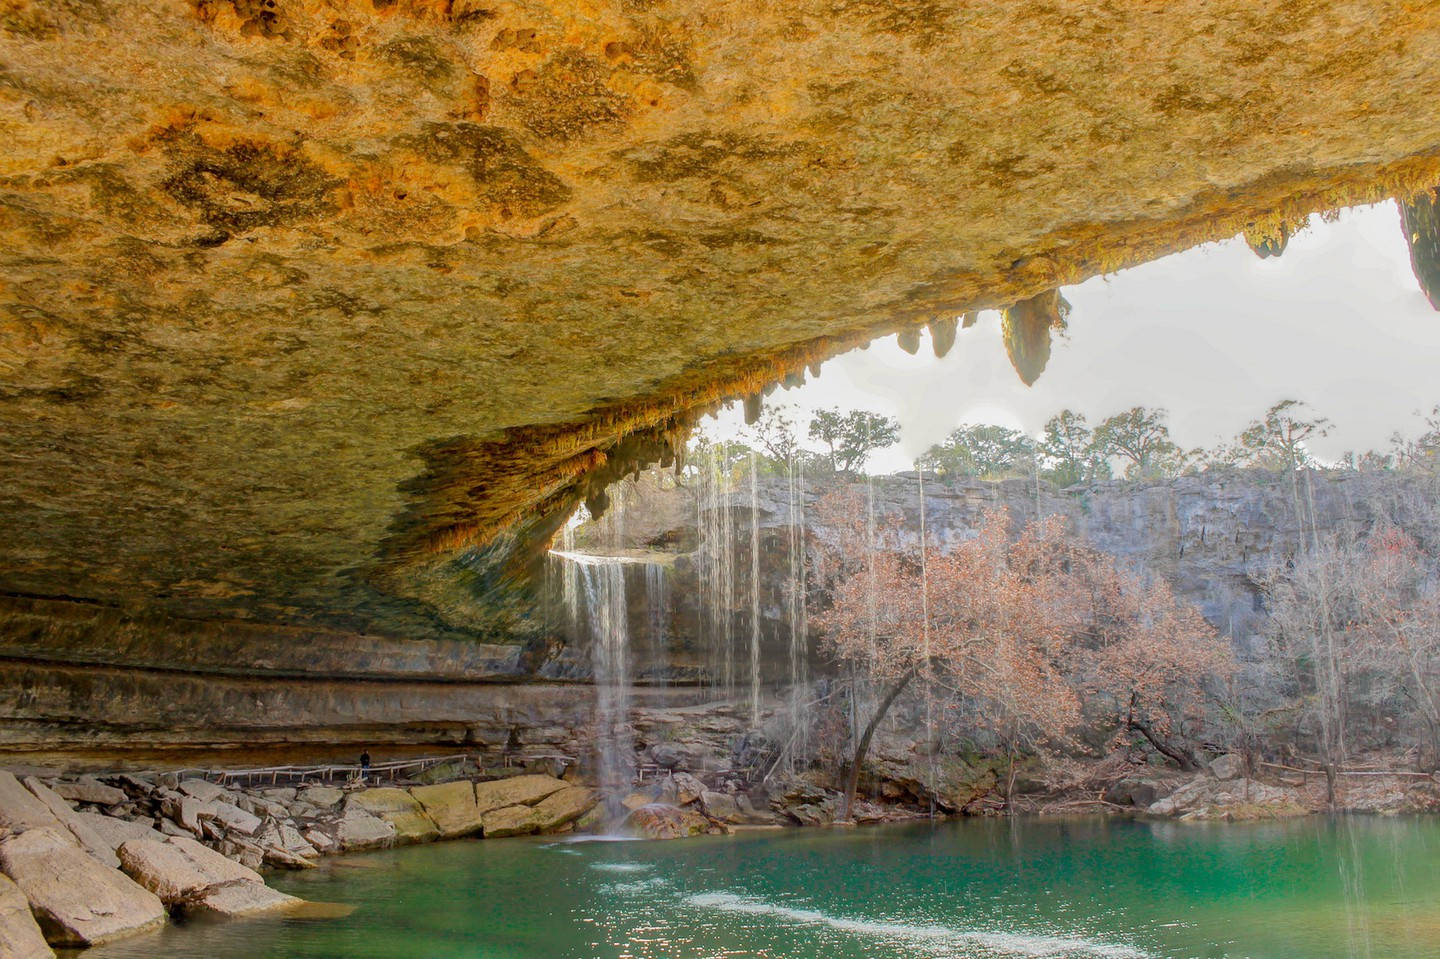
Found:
[706,202,1440,474]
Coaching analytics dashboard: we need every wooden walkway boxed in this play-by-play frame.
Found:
[143,751,579,788]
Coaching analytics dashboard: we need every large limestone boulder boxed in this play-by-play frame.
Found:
[199,801,262,837]
[118,834,303,917]
[623,804,712,841]
[481,786,598,838]
[410,781,483,839]
[51,778,127,807]
[20,778,120,868]
[117,834,297,916]
[117,839,223,903]
[0,873,53,959]
[74,813,166,856]
[671,773,706,806]
[297,786,344,809]
[473,775,568,815]
[0,827,165,947]
[345,789,439,844]
[335,808,396,851]
[189,882,301,919]
[478,805,542,839]
[1209,754,1246,781]
[176,780,225,803]
[532,787,597,833]
[699,791,745,824]
[1147,776,1306,820]
[0,773,59,835]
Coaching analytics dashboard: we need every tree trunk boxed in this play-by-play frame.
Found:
[1129,718,1200,772]
[838,668,917,822]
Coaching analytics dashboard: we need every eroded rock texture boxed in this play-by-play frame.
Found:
[2,1,1440,641]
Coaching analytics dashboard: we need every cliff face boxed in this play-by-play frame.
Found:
[7,467,1433,760]
[3,1,1440,643]
[580,466,1440,670]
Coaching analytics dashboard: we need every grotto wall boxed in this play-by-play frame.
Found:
[6,467,1434,759]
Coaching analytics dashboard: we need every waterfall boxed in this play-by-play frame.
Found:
[917,467,937,818]
[695,445,738,697]
[644,561,670,685]
[786,454,809,769]
[550,551,640,825]
[749,451,762,724]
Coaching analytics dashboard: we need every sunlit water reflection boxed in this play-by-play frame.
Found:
[86,816,1440,959]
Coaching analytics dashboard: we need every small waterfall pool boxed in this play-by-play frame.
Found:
[87,815,1440,959]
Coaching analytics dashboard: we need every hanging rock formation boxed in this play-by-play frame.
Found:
[1002,289,1071,386]
[1,1,1440,649]
[1399,188,1440,310]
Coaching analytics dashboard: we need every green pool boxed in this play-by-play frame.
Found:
[85,815,1440,958]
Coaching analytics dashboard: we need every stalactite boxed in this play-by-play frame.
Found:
[1243,221,1292,258]
[928,315,959,358]
[896,327,922,354]
[1002,288,1070,386]
[744,392,763,424]
[1399,187,1440,310]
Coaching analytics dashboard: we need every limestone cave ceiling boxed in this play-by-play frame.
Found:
[2,0,1440,642]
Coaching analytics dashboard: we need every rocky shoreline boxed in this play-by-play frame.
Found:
[3,752,1438,956]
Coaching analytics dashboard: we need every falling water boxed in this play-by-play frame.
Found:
[582,559,634,822]
[695,445,738,697]
[749,450,762,724]
[786,453,809,769]
[645,561,670,685]
[917,466,937,818]
[720,446,736,694]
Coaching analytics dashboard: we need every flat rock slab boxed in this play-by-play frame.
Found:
[0,827,165,947]
[75,813,166,855]
[117,839,216,903]
[21,778,120,869]
[0,772,59,835]
[188,882,300,919]
[119,835,272,907]
[51,778,127,807]
[479,804,542,839]
[473,775,568,815]
[200,801,261,836]
[346,789,438,844]
[0,873,53,959]
[409,781,482,838]
[296,786,344,808]
[480,787,597,838]
[335,810,395,851]
[177,780,225,803]
[529,787,596,833]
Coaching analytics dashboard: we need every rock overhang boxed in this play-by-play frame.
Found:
[2,0,1440,642]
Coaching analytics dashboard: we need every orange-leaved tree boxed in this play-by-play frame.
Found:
[810,487,1232,818]
[811,490,1089,818]
[1068,558,1233,771]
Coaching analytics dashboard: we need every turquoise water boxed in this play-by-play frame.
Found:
[88,816,1440,959]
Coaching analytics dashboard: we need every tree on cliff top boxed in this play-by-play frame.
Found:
[1039,409,1112,487]
[1226,399,1332,471]
[807,408,901,475]
[917,424,1036,479]
[1091,406,1186,479]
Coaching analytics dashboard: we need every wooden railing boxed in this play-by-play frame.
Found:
[146,751,578,788]
[1256,759,1439,785]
